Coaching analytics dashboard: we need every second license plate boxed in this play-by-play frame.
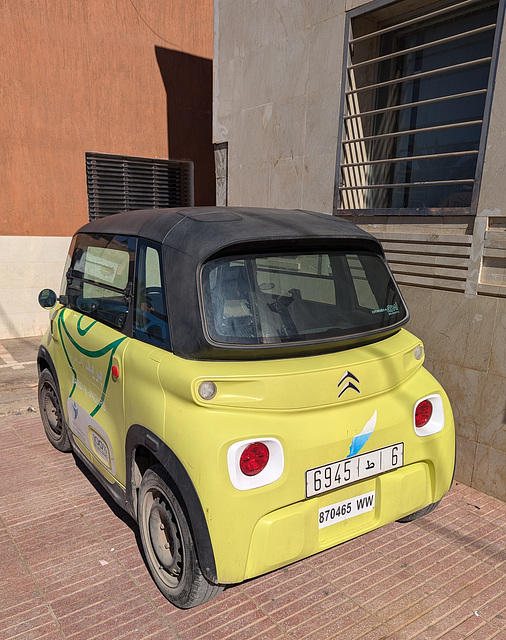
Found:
[306,443,403,498]
[318,491,375,529]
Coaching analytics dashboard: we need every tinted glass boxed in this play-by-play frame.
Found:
[133,243,170,348]
[201,251,407,345]
[66,234,135,331]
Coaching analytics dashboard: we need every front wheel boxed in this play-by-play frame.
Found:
[38,369,72,452]
[137,464,223,609]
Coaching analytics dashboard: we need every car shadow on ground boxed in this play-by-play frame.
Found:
[72,453,155,578]
[72,451,233,599]
[73,453,140,533]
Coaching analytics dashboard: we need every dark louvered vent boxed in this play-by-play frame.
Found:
[86,152,194,220]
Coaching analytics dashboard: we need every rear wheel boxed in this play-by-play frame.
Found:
[38,369,72,452]
[397,500,441,523]
[137,464,223,609]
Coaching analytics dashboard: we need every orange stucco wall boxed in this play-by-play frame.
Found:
[1,0,213,237]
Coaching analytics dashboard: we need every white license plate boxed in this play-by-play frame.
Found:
[319,491,375,529]
[306,443,403,498]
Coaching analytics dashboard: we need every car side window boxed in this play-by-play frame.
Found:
[134,242,170,348]
[66,233,135,331]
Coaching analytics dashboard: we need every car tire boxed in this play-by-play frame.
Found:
[38,369,72,453]
[138,464,223,609]
[397,499,441,523]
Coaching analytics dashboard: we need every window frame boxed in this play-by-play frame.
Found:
[133,239,171,350]
[65,233,137,334]
[334,0,506,216]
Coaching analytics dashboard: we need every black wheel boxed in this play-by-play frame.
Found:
[137,464,223,609]
[38,369,72,453]
[397,499,441,523]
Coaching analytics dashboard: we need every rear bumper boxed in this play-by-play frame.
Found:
[243,459,445,580]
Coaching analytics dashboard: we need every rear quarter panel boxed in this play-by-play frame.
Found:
[154,330,455,583]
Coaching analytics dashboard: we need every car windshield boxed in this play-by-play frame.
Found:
[201,250,408,345]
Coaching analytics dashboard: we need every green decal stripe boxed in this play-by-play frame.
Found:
[77,315,98,336]
[58,310,77,397]
[90,350,115,417]
[60,313,126,357]
[59,310,127,414]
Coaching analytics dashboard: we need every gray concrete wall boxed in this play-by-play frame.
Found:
[214,0,506,501]
[213,0,346,212]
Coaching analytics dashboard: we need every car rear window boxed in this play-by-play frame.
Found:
[201,250,407,345]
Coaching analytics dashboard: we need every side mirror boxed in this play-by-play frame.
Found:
[38,289,58,309]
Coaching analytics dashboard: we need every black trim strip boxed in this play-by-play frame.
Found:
[125,425,218,584]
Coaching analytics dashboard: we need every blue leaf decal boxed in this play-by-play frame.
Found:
[347,411,377,458]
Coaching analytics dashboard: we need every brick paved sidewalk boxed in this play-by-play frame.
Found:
[1,414,505,640]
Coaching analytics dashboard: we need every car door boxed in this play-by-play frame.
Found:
[122,240,170,443]
[59,232,136,487]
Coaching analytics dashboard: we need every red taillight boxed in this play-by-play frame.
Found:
[239,442,270,476]
[415,399,433,428]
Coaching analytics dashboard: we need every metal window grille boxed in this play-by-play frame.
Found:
[86,152,194,220]
[336,0,503,214]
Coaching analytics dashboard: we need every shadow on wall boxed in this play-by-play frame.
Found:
[0,299,23,339]
[155,47,215,206]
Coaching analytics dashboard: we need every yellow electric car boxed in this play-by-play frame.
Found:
[37,207,455,608]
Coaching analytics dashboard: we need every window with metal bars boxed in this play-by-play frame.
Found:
[336,0,503,213]
[86,152,194,221]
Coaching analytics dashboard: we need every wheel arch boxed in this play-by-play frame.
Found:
[125,424,218,584]
[37,345,59,385]
[37,345,66,418]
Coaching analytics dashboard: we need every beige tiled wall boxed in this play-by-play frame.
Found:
[403,287,506,503]
[0,237,70,339]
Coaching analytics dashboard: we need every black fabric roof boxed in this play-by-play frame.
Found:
[78,207,392,360]
[78,207,379,262]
